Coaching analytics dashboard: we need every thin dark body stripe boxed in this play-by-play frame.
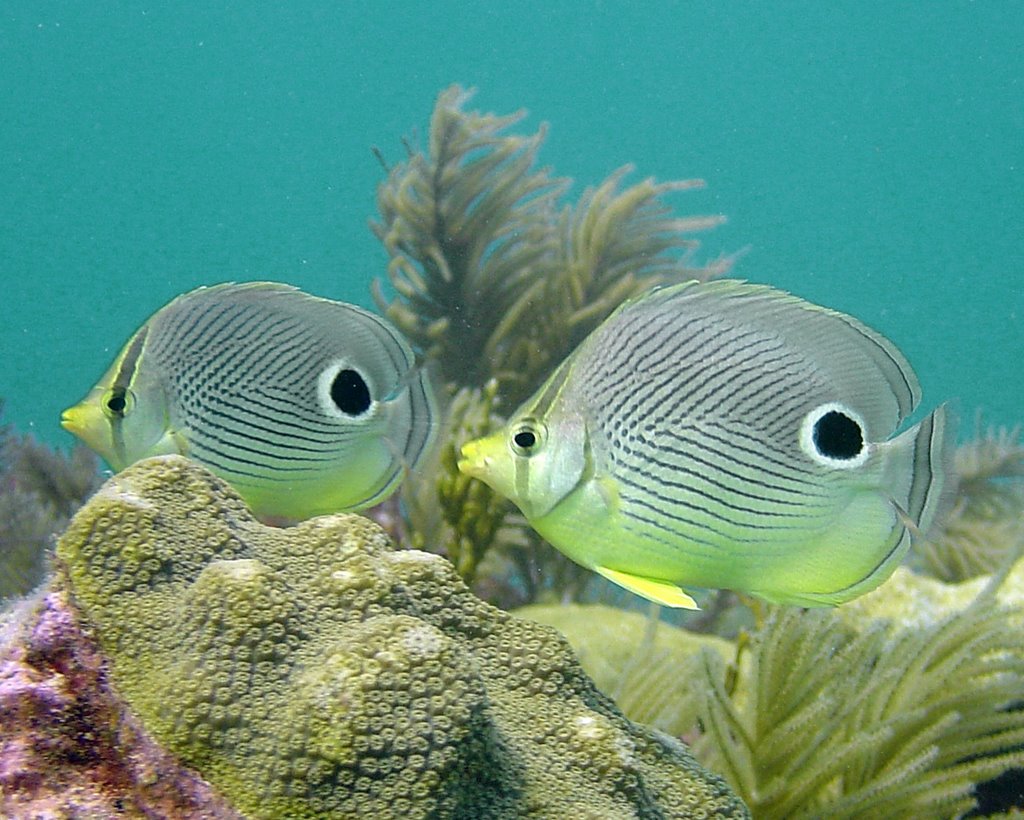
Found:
[614,419,821,488]
[639,356,806,440]
[618,503,726,550]
[193,313,305,385]
[596,331,778,426]
[187,447,320,481]
[613,436,818,509]
[617,480,773,544]
[610,448,819,524]
[191,409,355,455]
[189,422,345,466]
[161,299,239,354]
[191,394,350,446]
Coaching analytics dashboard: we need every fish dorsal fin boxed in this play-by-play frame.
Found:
[586,279,921,440]
[594,566,700,609]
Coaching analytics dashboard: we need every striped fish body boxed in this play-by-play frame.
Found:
[459,280,950,608]
[62,283,435,520]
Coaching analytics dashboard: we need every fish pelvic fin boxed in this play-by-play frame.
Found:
[595,566,700,610]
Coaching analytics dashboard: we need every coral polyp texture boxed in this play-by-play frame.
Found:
[21,455,746,819]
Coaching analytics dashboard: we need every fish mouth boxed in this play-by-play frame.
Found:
[457,440,488,478]
[60,405,87,434]
[60,402,114,463]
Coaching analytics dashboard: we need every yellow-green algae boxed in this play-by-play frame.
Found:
[55,455,747,819]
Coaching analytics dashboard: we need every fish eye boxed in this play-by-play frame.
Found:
[514,430,536,448]
[800,403,868,468]
[511,420,545,456]
[330,368,372,416]
[102,387,135,419]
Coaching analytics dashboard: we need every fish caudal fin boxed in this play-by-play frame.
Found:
[595,566,700,610]
[883,403,955,539]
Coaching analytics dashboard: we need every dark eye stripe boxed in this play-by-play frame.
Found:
[112,325,149,394]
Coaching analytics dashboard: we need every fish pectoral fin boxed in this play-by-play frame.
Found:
[171,429,189,455]
[595,475,620,514]
[888,496,924,539]
[594,566,700,610]
[147,428,188,458]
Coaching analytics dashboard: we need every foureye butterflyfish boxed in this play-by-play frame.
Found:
[459,279,951,608]
[62,282,436,520]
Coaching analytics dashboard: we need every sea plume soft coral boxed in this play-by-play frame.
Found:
[0,401,100,602]
[372,86,732,597]
[372,85,729,406]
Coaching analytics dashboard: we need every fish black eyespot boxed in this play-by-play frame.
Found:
[812,409,863,460]
[330,369,372,416]
[511,420,545,457]
[102,387,134,418]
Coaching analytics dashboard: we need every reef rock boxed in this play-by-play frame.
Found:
[2,455,746,819]
[0,589,242,818]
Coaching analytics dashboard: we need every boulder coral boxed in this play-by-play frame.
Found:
[3,455,747,819]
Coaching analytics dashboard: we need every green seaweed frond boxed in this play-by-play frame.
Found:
[685,594,1024,819]
[372,85,728,407]
[915,420,1024,582]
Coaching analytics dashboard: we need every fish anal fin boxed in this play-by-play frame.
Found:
[595,566,700,610]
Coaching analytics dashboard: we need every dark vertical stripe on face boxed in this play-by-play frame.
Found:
[110,325,150,466]
[525,356,576,420]
[112,325,149,392]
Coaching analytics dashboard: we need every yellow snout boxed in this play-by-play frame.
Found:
[61,402,100,440]
[457,437,492,479]
[61,400,120,467]
[457,431,522,507]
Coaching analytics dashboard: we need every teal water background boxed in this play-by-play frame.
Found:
[2,2,1021,447]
